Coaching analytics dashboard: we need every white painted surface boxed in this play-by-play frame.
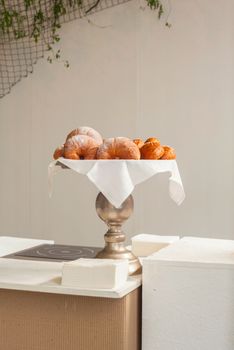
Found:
[0,236,141,298]
[0,0,233,245]
[143,237,234,350]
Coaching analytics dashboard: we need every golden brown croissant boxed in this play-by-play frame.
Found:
[64,135,99,160]
[145,137,161,146]
[133,138,144,149]
[97,137,141,160]
[53,145,65,160]
[140,142,164,160]
[160,146,176,160]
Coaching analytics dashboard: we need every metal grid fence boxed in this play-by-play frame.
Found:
[0,0,130,98]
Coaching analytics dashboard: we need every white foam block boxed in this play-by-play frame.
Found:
[143,237,234,350]
[62,258,129,290]
[131,234,180,257]
[0,259,62,285]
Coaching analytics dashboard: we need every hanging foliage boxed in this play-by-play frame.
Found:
[0,0,164,98]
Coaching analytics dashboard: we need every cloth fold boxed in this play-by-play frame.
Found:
[48,159,185,207]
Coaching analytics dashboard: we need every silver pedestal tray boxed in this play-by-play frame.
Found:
[51,158,184,274]
[56,161,141,275]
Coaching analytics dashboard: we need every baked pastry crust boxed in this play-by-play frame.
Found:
[140,142,164,160]
[66,126,103,145]
[145,137,160,146]
[97,137,141,160]
[53,145,64,160]
[160,146,176,160]
[133,138,144,149]
[64,135,99,160]
[53,127,176,161]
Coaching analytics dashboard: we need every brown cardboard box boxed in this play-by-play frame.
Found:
[0,287,141,350]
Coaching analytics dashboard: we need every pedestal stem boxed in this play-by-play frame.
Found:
[95,192,141,275]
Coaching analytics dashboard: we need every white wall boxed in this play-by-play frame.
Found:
[0,0,233,246]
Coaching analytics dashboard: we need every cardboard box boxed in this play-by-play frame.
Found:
[143,237,234,350]
[0,287,141,350]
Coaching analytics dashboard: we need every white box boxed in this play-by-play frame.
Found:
[62,258,129,290]
[131,234,179,257]
[143,237,234,350]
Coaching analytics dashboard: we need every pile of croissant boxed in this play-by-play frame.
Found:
[53,126,176,160]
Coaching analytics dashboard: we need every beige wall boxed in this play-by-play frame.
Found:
[0,0,233,246]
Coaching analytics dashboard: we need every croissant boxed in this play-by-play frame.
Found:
[64,135,99,160]
[97,137,141,160]
[53,145,65,160]
[133,138,144,149]
[66,126,103,145]
[160,146,176,160]
[140,141,164,160]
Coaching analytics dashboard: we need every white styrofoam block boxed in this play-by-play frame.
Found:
[142,237,234,350]
[131,234,180,257]
[0,258,62,284]
[62,258,129,290]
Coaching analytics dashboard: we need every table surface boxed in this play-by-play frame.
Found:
[0,236,141,299]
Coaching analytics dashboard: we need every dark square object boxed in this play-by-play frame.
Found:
[4,244,101,262]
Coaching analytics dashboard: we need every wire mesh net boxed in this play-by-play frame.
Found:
[0,0,130,98]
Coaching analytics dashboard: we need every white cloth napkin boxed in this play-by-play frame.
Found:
[48,159,185,208]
